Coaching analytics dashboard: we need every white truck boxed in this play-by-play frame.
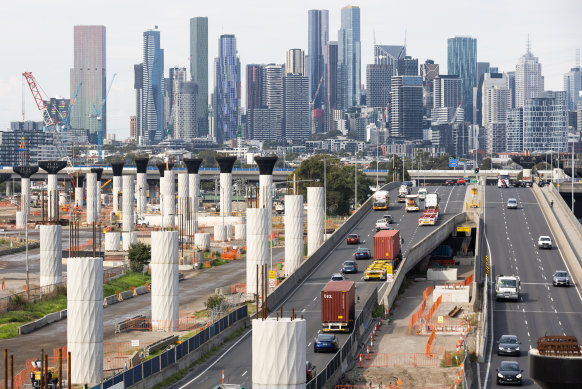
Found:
[522,169,532,187]
[495,275,520,301]
[405,194,419,212]
[375,219,391,231]
[498,170,510,188]
[418,188,427,201]
[397,186,408,203]
[418,193,439,226]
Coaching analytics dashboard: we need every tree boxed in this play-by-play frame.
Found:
[198,150,218,168]
[127,242,151,272]
[206,293,226,310]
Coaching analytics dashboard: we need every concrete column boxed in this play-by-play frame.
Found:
[122,175,134,232]
[307,187,325,256]
[162,171,176,228]
[151,231,179,331]
[5,181,11,197]
[177,173,189,228]
[285,195,304,276]
[40,224,62,288]
[15,212,26,229]
[48,174,58,221]
[184,157,203,215]
[255,157,278,236]
[111,162,124,216]
[21,178,30,213]
[74,187,84,210]
[67,257,103,385]
[104,232,120,251]
[194,233,210,250]
[216,156,237,216]
[86,173,98,224]
[246,208,269,297]
[252,318,306,388]
[91,168,103,220]
[135,157,149,218]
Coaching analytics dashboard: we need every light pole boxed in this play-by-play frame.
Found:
[354,161,358,211]
[324,159,327,241]
[572,142,575,212]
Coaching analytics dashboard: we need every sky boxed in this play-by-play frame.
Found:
[1,0,581,140]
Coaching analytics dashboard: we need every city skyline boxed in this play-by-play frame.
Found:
[2,0,581,139]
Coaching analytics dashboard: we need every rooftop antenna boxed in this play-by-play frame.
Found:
[576,48,580,68]
[404,27,407,51]
[526,34,531,53]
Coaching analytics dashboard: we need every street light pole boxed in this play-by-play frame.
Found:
[572,142,575,212]
[354,161,358,210]
[324,159,327,241]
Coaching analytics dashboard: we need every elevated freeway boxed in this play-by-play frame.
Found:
[175,184,468,389]
[480,186,582,388]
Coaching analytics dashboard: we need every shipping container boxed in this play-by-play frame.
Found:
[321,281,356,332]
[373,229,401,261]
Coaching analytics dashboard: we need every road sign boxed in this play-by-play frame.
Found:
[449,158,459,168]
[387,274,394,282]
[470,179,479,184]
[131,340,140,347]
[269,271,275,279]
[457,226,471,233]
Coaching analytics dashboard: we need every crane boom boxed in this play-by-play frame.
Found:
[22,72,55,128]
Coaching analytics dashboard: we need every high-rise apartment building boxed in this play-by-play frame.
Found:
[515,42,544,108]
[324,42,338,132]
[523,91,568,152]
[390,76,423,139]
[130,116,137,139]
[374,45,406,76]
[133,64,143,142]
[483,87,510,154]
[433,75,462,109]
[164,67,187,135]
[283,74,310,140]
[366,64,392,108]
[246,64,264,110]
[70,25,106,142]
[481,73,509,129]
[190,17,209,136]
[338,5,361,108]
[174,81,198,140]
[506,71,516,108]
[141,26,165,144]
[397,56,418,76]
[564,67,582,111]
[447,36,477,122]
[265,64,285,139]
[421,60,439,115]
[506,108,523,152]
[213,34,240,144]
[286,49,305,75]
[308,9,328,108]
[578,99,582,132]
[421,60,439,81]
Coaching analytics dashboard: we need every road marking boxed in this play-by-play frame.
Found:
[493,309,582,314]
[525,320,528,325]
[559,321,562,326]
[307,342,311,347]
[301,308,306,313]
[241,371,247,377]
[313,297,317,301]
[528,332,530,337]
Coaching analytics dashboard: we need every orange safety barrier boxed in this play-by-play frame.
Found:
[464,273,474,286]
[230,283,246,293]
[425,328,436,355]
[416,316,470,335]
[103,342,144,356]
[425,295,442,322]
[6,355,70,389]
[408,286,434,333]
[358,352,442,368]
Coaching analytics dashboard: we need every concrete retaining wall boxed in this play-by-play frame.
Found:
[266,182,401,311]
[18,309,67,335]
[433,285,470,303]
[427,268,458,281]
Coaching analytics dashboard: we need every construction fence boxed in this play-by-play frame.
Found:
[0,352,69,389]
[87,305,248,389]
[408,286,434,334]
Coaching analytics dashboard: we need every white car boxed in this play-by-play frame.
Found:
[538,236,552,249]
[506,198,518,209]
[375,219,392,231]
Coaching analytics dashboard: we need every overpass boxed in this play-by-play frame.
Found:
[175,183,469,388]
[409,169,521,184]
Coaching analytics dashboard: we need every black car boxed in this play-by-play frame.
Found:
[382,214,393,223]
[314,333,339,353]
[445,179,455,186]
[497,361,523,386]
[497,335,521,356]
[354,247,372,259]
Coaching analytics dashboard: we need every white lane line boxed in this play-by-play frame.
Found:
[307,342,311,347]
[301,308,306,313]
[241,371,247,377]
[313,297,317,301]
[528,332,531,337]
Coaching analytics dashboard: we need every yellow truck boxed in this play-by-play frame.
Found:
[364,260,394,281]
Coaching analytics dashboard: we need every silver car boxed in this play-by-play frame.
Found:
[507,198,518,209]
[552,270,571,287]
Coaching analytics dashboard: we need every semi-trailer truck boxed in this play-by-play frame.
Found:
[365,230,402,280]
[321,280,356,332]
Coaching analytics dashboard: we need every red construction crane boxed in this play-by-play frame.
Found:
[22,72,55,128]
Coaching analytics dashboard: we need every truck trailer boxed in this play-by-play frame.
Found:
[365,230,402,280]
[418,193,439,226]
[321,280,356,332]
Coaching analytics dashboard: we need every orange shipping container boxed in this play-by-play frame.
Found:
[373,229,401,260]
[321,281,355,332]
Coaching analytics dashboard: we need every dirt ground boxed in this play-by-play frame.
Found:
[343,366,460,387]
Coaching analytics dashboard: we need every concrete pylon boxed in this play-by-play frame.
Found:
[184,157,202,235]
[13,165,39,214]
[135,157,149,218]
[177,173,189,232]
[215,156,237,217]
[40,224,62,288]
[73,174,85,210]
[307,187,325,256]
[157,162,175,228]
[285,195,304,276]
[39,161,67,222]
[90,167,103,219]
[122,175,135,232]
[86,173,98,223]
[151,231,179,331]
[111,162,124,217]
[255,156,278,235]
[246,208,269,297]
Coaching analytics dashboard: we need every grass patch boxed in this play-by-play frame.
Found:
[0,272,150,339]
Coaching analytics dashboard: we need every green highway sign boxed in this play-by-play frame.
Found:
[470,179,479,184]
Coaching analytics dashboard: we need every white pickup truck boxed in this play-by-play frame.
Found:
[375,219,391,231]
[495,275,520,301]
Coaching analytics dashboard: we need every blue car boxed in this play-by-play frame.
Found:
[314,333,339,353]
[354,247,371,260]
[341,260,358,273]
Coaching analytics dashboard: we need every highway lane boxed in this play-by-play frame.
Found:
[481,186,582,388]
[175,184,468,389]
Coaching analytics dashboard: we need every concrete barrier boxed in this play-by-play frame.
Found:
[427,268,458,281]
[120,290,133,301]
[266,182,401,311]
[104,295,119,306]
[135,286,148,295]
[145,335,180,356]
[433,285,470,303]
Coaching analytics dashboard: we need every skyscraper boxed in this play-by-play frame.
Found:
[286,49,305,75]
[433,75,462,109]
[338,5,361,108]
[265,64,285,139]
[70,25,106,143]
[564,66,582,111]
[397,56,418,76]
[214,34,240,144]
[283,74,310,140]
[515,41,544,108]
[130,116,137,140]
[164,67,187,136]
[523,91,568,152]
[447,36,477,122]
[308,10,329,108]
[190,17,209,136]
[374,45,406,75]
[246,64,264,110]
[324,42,338,132]
[481,73,509,129]
[506,71,516,108]
[390,76,423,139]
[141,26,165,143]
[133,64,143,142]
[174,81,198,140]
[366,64,392,108]
[506,108,523,152]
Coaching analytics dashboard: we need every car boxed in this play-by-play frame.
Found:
[314,333,339,353]
[507,198,518,209]
[136,217,149,226]
[341,260,358,273]
[538,236,552,249]
[346,234,360,244]
[382,214,393,223]
[496,361,523,386]
[497,335,521,356]
[445,179,455,186]
[306,361,316,381]
[553,270,572,287]
[457,178,466,186]
[375,219,392,231]
[403,181,413,188]
[330,273,345,281]
[354,247,372,260]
